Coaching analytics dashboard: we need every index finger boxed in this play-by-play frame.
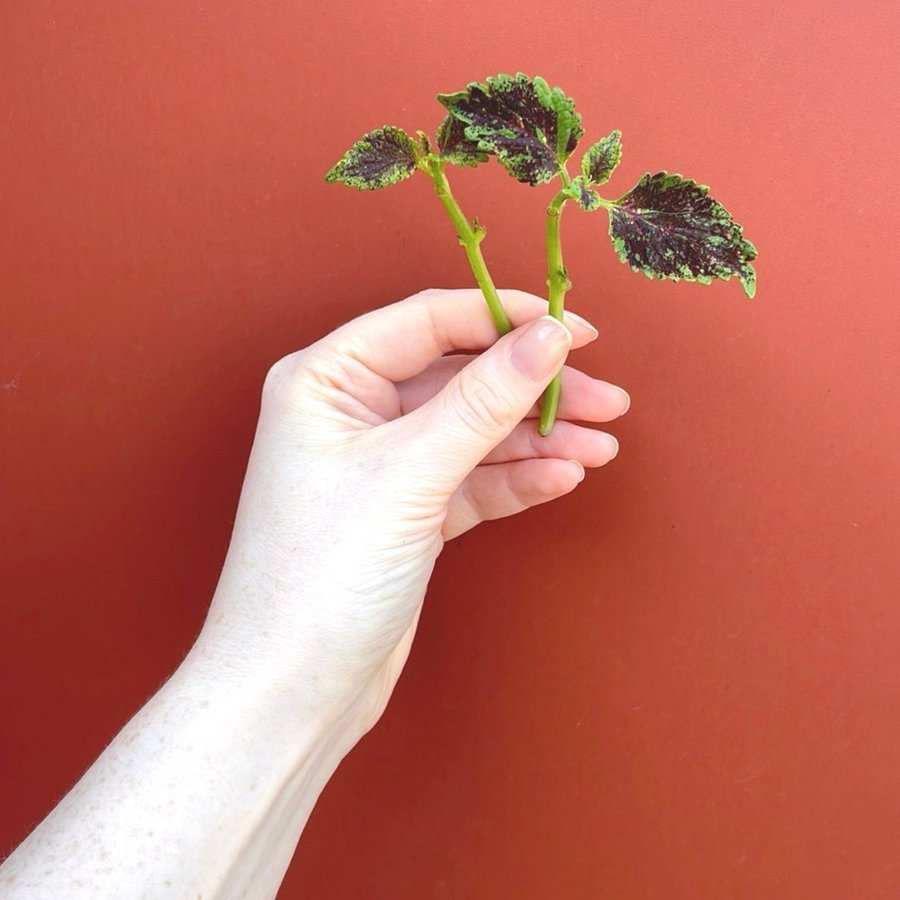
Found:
[320,288,598,383]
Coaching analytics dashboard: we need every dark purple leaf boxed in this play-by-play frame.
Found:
[608,172,757,298]
[438,73,583,186]
[325,126,419,191]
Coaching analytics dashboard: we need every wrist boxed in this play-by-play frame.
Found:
[185,624,375,754]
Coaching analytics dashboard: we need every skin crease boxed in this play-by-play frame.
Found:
[0,288,629,899]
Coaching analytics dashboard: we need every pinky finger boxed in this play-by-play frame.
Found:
[442,458,585,541]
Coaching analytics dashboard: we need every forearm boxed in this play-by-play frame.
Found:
[0,289,618,896]
[0,635,362,899]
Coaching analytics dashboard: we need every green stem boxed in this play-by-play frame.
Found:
[426,160,513,336]
[539,190,572,436]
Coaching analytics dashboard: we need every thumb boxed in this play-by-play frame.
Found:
[404,315,572,485]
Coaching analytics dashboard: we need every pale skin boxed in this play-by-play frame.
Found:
[0,288,629,898]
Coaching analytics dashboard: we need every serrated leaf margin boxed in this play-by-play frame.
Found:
[606,171,757,298]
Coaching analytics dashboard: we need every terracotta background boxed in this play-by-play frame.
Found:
[2,1,899,896]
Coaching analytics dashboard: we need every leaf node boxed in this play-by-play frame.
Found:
[563,176,603,212]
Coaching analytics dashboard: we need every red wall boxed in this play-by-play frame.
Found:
[2,2,899,896]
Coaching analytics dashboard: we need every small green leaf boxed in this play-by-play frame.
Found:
[607,172,757,298]
[436,114,489,167]
[325,126,419,191]
[581,130,622,185]
[438,73,584,186]
[563,176,602,212]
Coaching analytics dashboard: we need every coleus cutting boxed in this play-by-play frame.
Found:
[326,73,757,435]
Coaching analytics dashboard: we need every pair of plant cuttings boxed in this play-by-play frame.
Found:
[326,73,757,435]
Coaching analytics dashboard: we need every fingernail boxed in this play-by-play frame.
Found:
[605,434,620,460]
[568,460,586,483]
[618,388,631,416]
[563,310,599,339]
[510,316,572,381]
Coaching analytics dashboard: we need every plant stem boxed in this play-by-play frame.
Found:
[539,190,572,436]
[426,160,513,336]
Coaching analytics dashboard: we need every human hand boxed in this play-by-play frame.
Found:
[198,289,629,736]
[0,288,631,900]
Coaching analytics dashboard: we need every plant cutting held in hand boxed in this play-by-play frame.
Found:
[326,73,757,435]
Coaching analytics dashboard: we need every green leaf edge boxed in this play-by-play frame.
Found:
[606,171,758,299]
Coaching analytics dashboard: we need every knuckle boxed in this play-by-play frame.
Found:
[413,287,441,297]
[453,370,515,438]
[263,353,295,392]
[500,287,541,307]
[501,288,529,303]
[407,287,444,304]
[262,350,311,404]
